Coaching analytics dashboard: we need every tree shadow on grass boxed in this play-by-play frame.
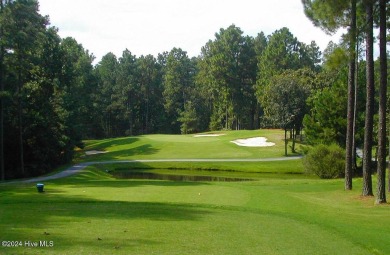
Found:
[84,143,160,161]
[0,189,213,242]
[1,197,212,254]
[68,179,211,188]
[107,144,160,159]
[82,136,161,161]
[0,181,213,222]
[54,166,212,188]
[86,137,140,151]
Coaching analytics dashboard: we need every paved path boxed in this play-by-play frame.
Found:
[4,156,302,184]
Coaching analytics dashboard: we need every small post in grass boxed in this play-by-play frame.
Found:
[36,183,44,193]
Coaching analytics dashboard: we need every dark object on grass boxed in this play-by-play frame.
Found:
[36,183,44,193]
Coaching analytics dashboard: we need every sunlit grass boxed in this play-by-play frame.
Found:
[79,129,301,162]
[0,166,389,255]
[1,129,389,254]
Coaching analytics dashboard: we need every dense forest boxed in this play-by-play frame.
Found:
[0,0,388,188]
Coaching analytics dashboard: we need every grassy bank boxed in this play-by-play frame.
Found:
[1,167,389,255]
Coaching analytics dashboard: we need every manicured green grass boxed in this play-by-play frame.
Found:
[1,167,389,255]
[79,129,300,162]
[101,159,305,174]
[1,130,389,254]
[77,129,304,176]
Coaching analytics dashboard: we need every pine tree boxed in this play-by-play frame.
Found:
[376,0,387,203]
[0,0,6,180]
[1,0,48,176]
[302,0,356,190]
[362,0,375,197]
[345,0,357,191]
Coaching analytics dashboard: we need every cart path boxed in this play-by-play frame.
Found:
[5,156,303,184]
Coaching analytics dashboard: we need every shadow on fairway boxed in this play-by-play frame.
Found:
[1,186,213,240]
[1,186,212,221]
[66,179,211,188]
[1,196,211,253]
[102,144,160,160]
[86,137,140,150]
[53,166,212,187]
[84,138,160,160]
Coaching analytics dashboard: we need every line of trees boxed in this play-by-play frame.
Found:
[0,0,388,195]
[302,0,389,203]
[0,1,322,180]
[0,0,97,179]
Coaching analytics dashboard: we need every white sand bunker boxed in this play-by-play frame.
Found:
[231,137,275,147]
[85,150,108,156]
[194,134,226,137]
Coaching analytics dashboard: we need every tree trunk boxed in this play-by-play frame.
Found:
[0,0,4,181]
[352,38,359,173]
[362,0,374,197]
[284,128,288,156]
[0,44,4,181]
[292,126,296,153]
[17,55,24,175]
[225,102,228,130]
[345,0,356,191]
[145,93,149,134]
[254,102,260,129]
[376,0,387,204]
[128,101,133,136]
[0,1,5,181]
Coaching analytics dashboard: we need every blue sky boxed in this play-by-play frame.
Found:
[38,0,343,63]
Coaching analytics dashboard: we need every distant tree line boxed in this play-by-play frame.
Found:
[0,0,322,179]
[0,0,388,187]
[94,25,321,137]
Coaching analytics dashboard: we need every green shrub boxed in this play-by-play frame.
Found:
[303,143,345,179]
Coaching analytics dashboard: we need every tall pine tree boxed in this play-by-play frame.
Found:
[302,0,356,190]
[376,0,387,203]
[362,0,374,197]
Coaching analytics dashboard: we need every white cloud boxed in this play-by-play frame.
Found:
[38,0,343,63]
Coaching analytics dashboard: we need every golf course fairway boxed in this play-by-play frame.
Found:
[0,130,389,255]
